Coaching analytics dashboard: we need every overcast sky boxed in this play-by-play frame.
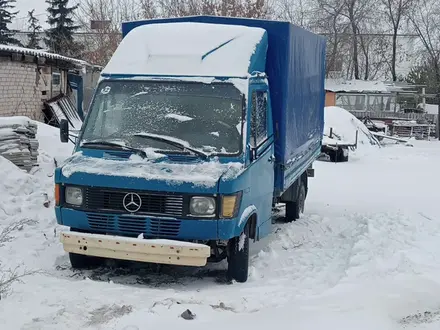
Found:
[12,0,80,30]
[12,0,46,30]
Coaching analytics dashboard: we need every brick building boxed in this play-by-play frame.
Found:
[0,45,100,125]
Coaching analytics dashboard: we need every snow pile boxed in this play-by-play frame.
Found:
[0,116,39,171]
[418,103,438,115]
[35,121,74,166]
[324,106,379,148]
[0,120,73,224]
[0,155,36,203]
[0,120,73,228]
[0,120,73,279]
[103,22,266,77]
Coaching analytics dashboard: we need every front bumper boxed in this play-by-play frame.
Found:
[60,231,211,266]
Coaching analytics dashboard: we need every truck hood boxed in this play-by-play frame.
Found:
[58,152,244,193]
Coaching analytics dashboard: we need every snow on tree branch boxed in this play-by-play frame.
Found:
[0,219,39,300]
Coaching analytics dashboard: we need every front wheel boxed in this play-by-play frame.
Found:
[69,252,104,269]
[227,225,250,283]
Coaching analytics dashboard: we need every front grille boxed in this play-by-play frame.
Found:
[86,213,181,238]
[149,218,181,237]
[119,215,148,234]
[87,213,116,231]
[83,187,184,216]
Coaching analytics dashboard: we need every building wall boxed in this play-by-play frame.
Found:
[325,91,336,107]
[82,67,101,115]
[0,59,50,121]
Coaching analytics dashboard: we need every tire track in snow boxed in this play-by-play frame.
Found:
[342,211,440,282]
[242,212,369,306]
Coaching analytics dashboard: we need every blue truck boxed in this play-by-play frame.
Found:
[55,16,326,283]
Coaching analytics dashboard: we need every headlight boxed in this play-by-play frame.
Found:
[221,192,242,218]
[189,196,216,216]
[65,186,83,206]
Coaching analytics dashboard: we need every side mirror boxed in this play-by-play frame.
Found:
[249,144,257,162]
[252,147,257,162]
[60,119,69,143]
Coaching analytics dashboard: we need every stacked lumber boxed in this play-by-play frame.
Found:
[0,117,39,172]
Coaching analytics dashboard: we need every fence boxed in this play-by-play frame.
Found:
[349,110,437,123]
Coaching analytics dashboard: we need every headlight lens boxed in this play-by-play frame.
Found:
[65,186,83,205]
[189,196,216,216]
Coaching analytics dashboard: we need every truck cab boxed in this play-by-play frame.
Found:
[55,17,325,283]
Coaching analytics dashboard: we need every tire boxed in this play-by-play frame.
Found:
[340,147,349,162]
[328,150,336,162]
[227,224,250,283]
[69,252,105,269]
[285,179,306,222]
[68,227,105,269]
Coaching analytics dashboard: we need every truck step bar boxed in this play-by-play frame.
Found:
[60,232,211,267]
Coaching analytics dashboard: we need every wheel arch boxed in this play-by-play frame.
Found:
[248,213,258,240]
[237,207,258,240]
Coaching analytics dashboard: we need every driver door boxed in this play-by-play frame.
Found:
[248,87,275,238]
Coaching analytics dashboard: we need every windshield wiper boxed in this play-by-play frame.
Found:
[81,140,147,158]
[133,133,208,160]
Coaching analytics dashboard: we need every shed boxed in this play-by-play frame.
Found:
[0,45,100,129]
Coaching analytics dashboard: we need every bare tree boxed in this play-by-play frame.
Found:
[276,0,313,28]
[345,1,358,79]
[74,0,138,65]
[381,0,414,81]
[75,0,273,65]
[157,0,272,18]
[0,219,38,299]
[312,0,350,77]
[358,34,392,79]
[408,0,440,138]
[243,0,274,18]
[139,0,159,18]
[342,0,370,79]
[313,0,378,80]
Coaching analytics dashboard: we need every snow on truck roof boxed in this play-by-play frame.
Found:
[102,22,267,78]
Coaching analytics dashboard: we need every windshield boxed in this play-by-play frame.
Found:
[80,80,244,155]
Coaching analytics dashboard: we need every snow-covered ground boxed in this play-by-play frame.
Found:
[1,122,440,329]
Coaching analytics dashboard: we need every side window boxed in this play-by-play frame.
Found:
[251,91,268,147]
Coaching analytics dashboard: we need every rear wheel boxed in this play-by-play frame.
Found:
[285,179,306,222]
[227,224,250,283]
[339,147,349,162]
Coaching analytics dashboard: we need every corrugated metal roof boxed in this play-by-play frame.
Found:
[325,79,391,93]
[0,44,90,68]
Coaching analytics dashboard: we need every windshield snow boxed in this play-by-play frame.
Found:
[81,80,244,155]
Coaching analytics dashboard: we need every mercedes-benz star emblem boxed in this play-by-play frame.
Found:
[123,193,142,213]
